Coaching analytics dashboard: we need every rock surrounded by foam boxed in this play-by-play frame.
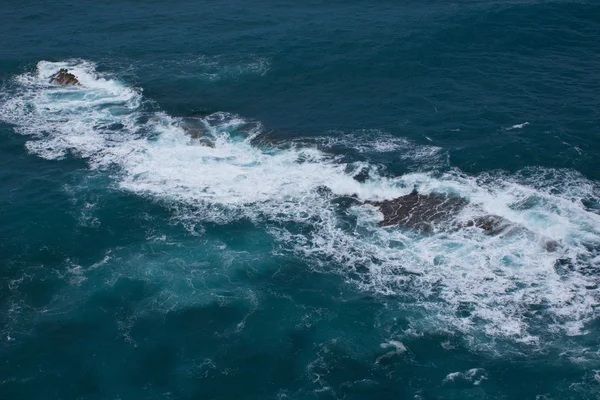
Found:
[49,68,80,86]
[364,191,508,234]
[365,191,467,231]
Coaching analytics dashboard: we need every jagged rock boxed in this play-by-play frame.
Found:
[364,191,468,231]
[49,69,79,86]
[363,190,514,236]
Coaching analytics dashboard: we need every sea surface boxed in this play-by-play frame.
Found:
[1,1,600,399]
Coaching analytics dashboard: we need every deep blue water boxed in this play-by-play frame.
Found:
[1,1,600,399]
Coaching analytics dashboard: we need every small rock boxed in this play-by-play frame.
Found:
[49,68,79,86]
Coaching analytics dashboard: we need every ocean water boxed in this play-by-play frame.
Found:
[1,0,600,399]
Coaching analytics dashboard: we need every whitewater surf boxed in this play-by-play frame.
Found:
[1,61,599,356]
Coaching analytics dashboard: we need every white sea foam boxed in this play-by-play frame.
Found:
[136,54,271,81]
[1,60,600,351]
[506,122,530,130]
[443,368,487,385]
[376,340,407,363]
[315,129,446,168]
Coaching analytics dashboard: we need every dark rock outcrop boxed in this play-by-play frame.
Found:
[49,69,79,86]
[363,190,515,236]
[364,191,468,231]
[315,185,558,249]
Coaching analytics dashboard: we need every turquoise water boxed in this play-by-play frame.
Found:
[1,1,600,399]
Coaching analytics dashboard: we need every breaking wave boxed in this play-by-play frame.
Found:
[1,60,600,352]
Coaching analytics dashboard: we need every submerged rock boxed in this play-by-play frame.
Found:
[352,167,371,183]
[461,215,509,235]
[544,239,560,252]
[49,69,79,86]
[196,137,216,148]
[180,118,216,147]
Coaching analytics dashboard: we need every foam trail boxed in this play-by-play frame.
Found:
[506,122,529,130]
[1,60,600,351]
